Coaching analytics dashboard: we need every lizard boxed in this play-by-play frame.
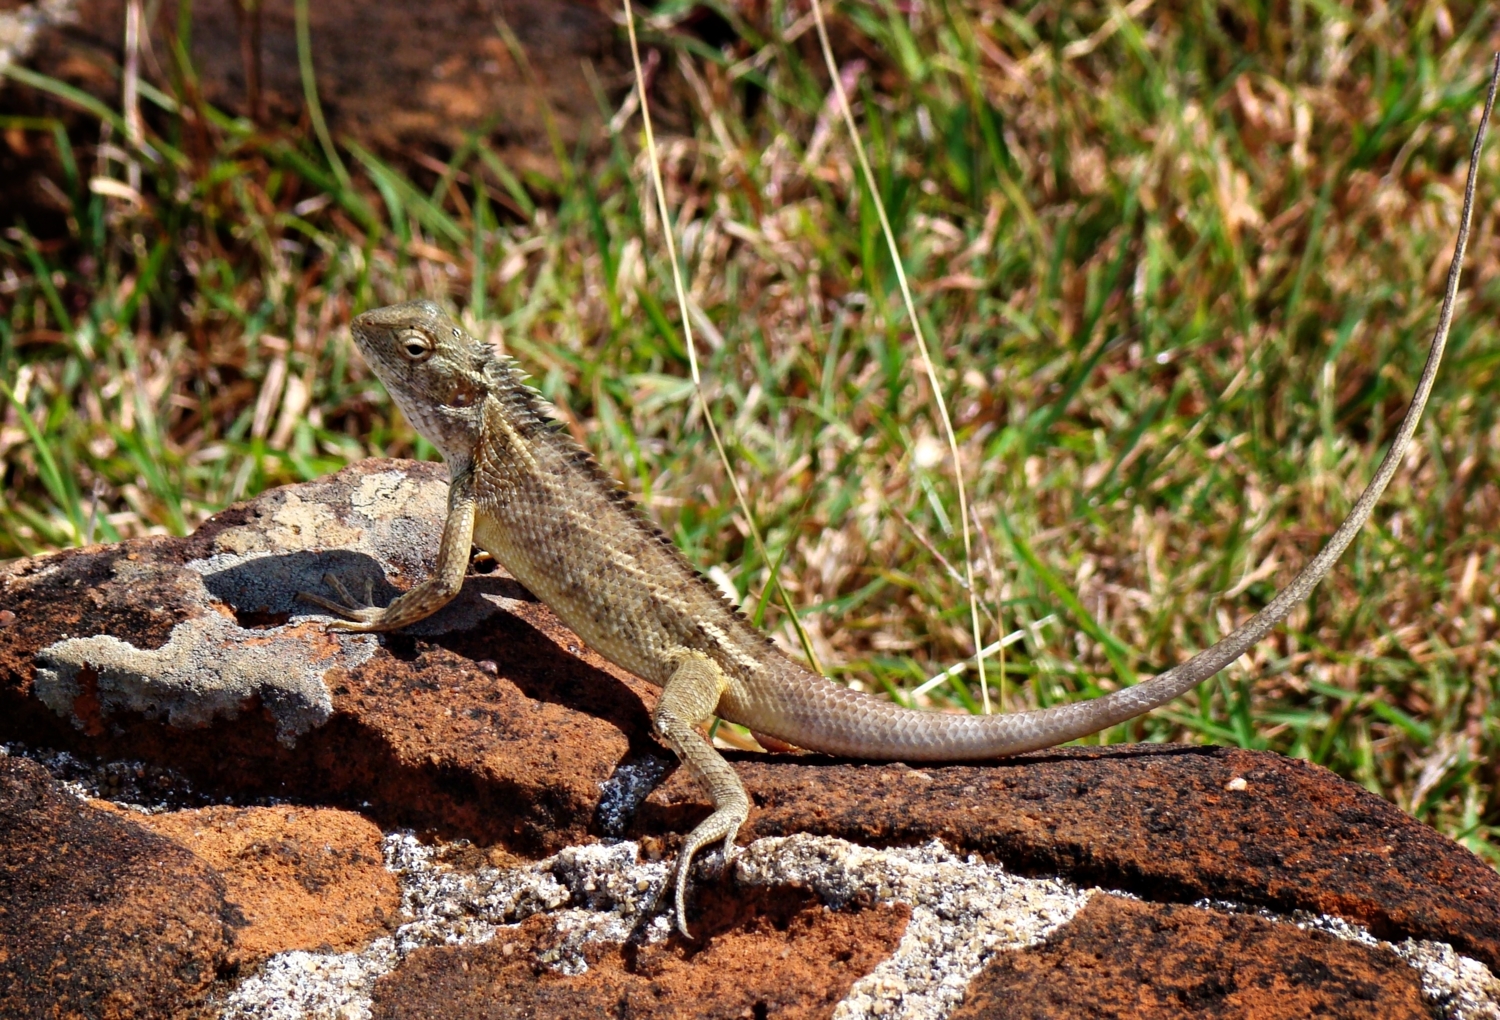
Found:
[301,65,1496,937]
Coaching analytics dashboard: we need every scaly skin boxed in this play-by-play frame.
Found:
[301,75,1494,937]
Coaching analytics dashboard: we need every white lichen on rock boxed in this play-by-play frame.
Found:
[1287,911,1500,1020]
[217,834,1086,1019]
[1392,939,1500,1020]
[31,468,460,746]
[734,835,1092,1020]
[1196,899,1500,1020]
[34,613,362,744]
[217,945,399,1020]
[216,831,1500,1020]
[218,833,672,1019]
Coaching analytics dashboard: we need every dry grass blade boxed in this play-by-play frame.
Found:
[621,0,823,672]
[809,0,993,710]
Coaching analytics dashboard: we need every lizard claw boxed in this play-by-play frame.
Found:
[670,850,707,940]
[297,573,386,630]
[670,816,745,939]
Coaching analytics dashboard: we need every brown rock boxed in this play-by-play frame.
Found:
[712,746,1500,970]
[370,884,911,1020]
[136,804,399,959]
[951,893,1431,1020]
[0,755,239,1019]
[1,460,1497,988]
[0,459,658,854]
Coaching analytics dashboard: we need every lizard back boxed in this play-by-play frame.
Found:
[469,369,786,690]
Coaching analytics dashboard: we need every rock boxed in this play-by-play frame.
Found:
[0,459,658,852]
[951,893,1433,1020]
[0,755,240,1019]
[134,804,400,959]
[3,459,1500,1015]
[714,746,1500,971]
[1,0,619,175]
[220,832,1500,1019]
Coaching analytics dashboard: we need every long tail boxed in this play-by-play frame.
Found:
[737,55,1498,762]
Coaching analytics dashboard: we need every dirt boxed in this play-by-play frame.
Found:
[10,0,621,174]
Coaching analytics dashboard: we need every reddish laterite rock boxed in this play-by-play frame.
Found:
[0,755,240,1019]
[2,460,1497,1017]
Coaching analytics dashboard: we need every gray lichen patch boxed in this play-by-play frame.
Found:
[207,490,366,560]
[22,465,460,749]
[735,835,1093,1020]
[197,469,446,568]
[184,466,519,639]
[186,469,453,622]
[348,469,449,522]
[34,613,374,745]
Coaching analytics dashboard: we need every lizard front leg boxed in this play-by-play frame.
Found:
[653,650,749,938]
[300,468,477,632]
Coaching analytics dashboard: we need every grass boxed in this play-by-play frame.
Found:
[3,2,1500,863]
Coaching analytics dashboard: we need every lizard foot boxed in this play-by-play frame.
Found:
[671,807,746,939]
[297,573,387,631]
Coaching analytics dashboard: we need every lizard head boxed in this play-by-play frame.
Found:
[350,300,491,464]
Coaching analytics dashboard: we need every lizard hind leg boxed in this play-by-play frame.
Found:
[652,651,749,939]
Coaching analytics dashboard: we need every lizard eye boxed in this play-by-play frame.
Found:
[399,332,433,361]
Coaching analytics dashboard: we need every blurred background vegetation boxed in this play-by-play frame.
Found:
[2,1,1499,861]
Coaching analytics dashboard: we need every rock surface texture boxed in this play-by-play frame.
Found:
[133,804,400,959]
[0,756,241,1019]
[951,893,1437,1020]
[2,460,1499,1019]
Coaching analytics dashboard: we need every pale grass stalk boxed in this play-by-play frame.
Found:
[809,0,994,711]
[621,0,824,674]
[122,0,143,193]
[910,616,1059,699]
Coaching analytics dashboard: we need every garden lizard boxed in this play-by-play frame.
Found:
[302,68,1494,937]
